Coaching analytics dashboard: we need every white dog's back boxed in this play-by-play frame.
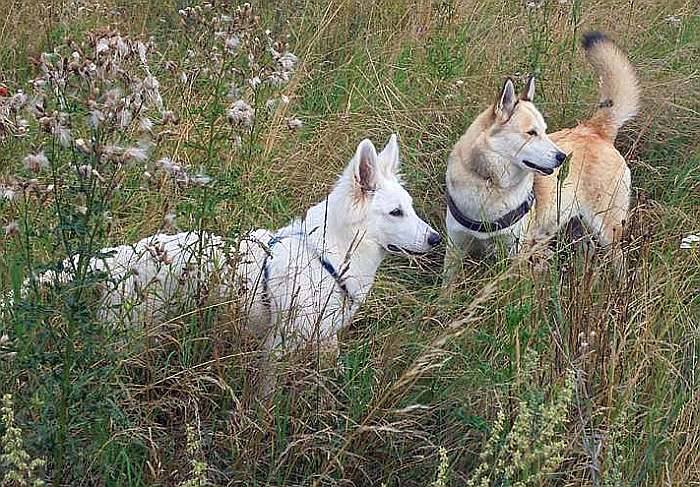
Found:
[96,232,230,323]
[3,136,440,384]
[5,225,349,342]
[15,232,230,325]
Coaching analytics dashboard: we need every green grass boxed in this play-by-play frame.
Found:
[0,0,699,485]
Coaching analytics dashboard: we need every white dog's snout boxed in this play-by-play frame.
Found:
[427,229,442,247]
[419,223,441,248]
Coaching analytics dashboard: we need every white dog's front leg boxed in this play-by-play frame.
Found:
[252,329,286,401]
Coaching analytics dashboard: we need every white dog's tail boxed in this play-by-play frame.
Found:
[0,267,77,318]
[0,289,16,315]
[582,31,639,142]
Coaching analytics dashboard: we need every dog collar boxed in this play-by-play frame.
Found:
[446,188,535,233]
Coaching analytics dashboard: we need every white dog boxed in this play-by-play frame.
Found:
[3,135,440,387]
[236,134,441,354]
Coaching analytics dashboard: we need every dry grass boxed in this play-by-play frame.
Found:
[0,0,699,485]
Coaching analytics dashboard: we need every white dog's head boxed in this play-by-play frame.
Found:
[488,77,567,176]
[345,135,441,255]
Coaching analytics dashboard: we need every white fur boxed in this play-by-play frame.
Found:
[2,232,230,325]
[237,135,440,354]
[3,136,440,388]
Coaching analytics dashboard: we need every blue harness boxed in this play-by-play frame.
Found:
[260,232,354,309]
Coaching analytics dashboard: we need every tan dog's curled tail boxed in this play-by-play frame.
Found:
[582,31,639,142]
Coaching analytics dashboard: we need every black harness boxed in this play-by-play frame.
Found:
[446,188,535,233]
[260,232,355,310]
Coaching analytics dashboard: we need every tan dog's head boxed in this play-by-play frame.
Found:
[487,77,567,176]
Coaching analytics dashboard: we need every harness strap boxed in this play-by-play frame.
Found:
[260,232,354,310]
[319,256,354,306]
[446,188,535,233]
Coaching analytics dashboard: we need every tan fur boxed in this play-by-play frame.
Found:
[583,37,640,141]
[529,126,631,251]
[444,33,639,279]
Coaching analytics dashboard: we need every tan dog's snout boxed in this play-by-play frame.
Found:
[527,139,567,173]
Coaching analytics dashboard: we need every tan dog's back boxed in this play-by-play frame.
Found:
[529,32,638,262]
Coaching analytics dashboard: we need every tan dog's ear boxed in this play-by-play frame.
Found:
[521,75,535,101]
[353,139,378,193]
[494,78,517,122]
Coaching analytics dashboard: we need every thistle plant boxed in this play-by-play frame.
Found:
[175,2,300,154]
[0,2,301,481]
[0,26,185,480]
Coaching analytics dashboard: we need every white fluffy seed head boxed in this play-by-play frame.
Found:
[76,164,93,178]
[286,117,303,130]
[54,126,72,148]
[0,186,17,201]
[278,52,297,71]
[248,76,261,89]
[139,117,154,132]
[227,100,254,126]
[23,151,49,172]
[224,35,240,53]
[164,212,176,227]
[3,220,19,236]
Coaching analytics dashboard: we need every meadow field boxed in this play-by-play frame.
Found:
[0,0,699,485]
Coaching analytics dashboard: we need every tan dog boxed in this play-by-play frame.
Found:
[444,31,639,281]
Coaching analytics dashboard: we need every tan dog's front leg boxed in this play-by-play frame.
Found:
[520,215,559,273]
[443,211,472,286]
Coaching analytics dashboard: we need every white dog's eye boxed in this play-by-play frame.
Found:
[527,129,537,136]
[389,208,403,217]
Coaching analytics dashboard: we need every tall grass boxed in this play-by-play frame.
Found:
[1,0,699,485]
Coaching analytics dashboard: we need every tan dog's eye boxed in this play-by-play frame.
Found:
[527,129,537,136]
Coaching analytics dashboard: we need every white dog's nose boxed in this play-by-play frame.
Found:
[428,232,442,247]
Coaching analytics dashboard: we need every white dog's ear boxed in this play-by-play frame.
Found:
[494,78,517,122]
[378,133,401,177]
[521,75,535,101]
[353,139,378,192]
